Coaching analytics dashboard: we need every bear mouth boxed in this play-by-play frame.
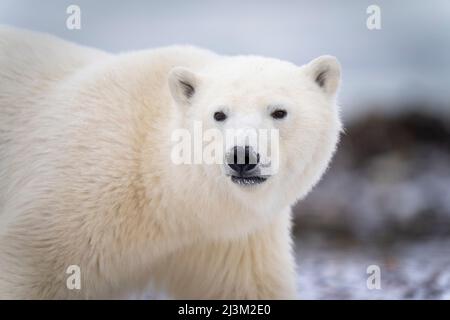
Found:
[230,175,268,186]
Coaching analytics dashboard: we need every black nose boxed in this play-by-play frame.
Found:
[227,146,260,174]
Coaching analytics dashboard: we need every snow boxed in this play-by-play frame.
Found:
[296,238,450,299]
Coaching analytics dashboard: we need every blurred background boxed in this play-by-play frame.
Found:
[1,0,449,299]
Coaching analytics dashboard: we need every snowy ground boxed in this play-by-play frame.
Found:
[296,237,450,299]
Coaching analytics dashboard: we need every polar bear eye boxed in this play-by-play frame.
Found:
[214,111,227,122]
[271,109,287,120]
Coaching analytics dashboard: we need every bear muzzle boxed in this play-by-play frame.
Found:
[225,146,268,186]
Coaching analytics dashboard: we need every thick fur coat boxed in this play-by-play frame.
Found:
[0,26,342,299]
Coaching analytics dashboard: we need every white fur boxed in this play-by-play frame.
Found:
[0,26,342,299]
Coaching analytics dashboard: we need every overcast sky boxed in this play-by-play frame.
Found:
[1,0,449,119]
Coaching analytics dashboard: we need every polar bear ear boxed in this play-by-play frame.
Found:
[168,67,199,106]
[305,55,341,99]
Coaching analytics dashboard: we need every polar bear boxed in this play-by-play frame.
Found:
[0,26,342,299]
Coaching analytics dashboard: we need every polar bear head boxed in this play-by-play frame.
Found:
[168,55,342,236]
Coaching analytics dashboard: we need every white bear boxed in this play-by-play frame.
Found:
[0,26,342,299]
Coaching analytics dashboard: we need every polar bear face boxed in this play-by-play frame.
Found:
[168,55,342,218]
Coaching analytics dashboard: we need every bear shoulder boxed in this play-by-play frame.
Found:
[0,26,110,88]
